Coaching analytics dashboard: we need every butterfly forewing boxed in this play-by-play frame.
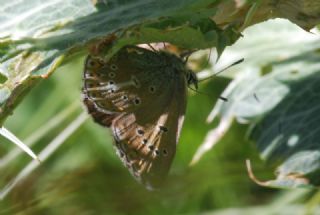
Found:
[83,45,192,189]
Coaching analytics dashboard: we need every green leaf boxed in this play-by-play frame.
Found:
[0,0,241,125]
[250,72,320,188]
[202,19,320,188]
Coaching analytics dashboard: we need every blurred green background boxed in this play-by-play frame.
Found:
[0,19,320,215]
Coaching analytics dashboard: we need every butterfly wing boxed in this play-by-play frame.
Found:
[83,45,188,188]
[111,72,187,189]
[83,55,119,127]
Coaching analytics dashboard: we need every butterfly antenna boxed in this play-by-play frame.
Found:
[188,87,228,102]
[200,58,244,82]
[188,86,208,96]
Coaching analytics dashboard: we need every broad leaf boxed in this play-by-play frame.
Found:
[0,0,241,124]
[194,19,320,188]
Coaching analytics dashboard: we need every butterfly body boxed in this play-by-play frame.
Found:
[83,45,197,189]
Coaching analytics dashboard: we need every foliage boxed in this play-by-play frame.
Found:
[0,0,320,214]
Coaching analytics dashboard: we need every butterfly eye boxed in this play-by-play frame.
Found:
[136,128,144,136]
[110,64,118,71]
[108,72,116,78]
[133,97,141,105]
[108,80,115,85]
[149,86,156,93]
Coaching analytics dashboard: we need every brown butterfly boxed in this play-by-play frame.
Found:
[82,45,197,189]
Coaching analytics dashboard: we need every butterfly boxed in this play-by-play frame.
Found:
[82,44,198,189]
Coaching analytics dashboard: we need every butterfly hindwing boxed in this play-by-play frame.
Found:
[111,70,187,189]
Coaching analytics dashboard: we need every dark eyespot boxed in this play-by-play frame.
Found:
[134,98,141,105]
[148,145,154,151]
[108,81,114,85]
[88,59,97,68]
[159,125,168,132]
[142,139,148,144]
[154,149,160,156]
[149,86,156,93]
[110,89,115,93]
[108,72,116,78]
[110,64,118,71]
[121,95,128,100]
[136,128,144,136]
[163,149,168,156]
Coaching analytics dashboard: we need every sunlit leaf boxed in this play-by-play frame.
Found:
[193,19,320,188]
